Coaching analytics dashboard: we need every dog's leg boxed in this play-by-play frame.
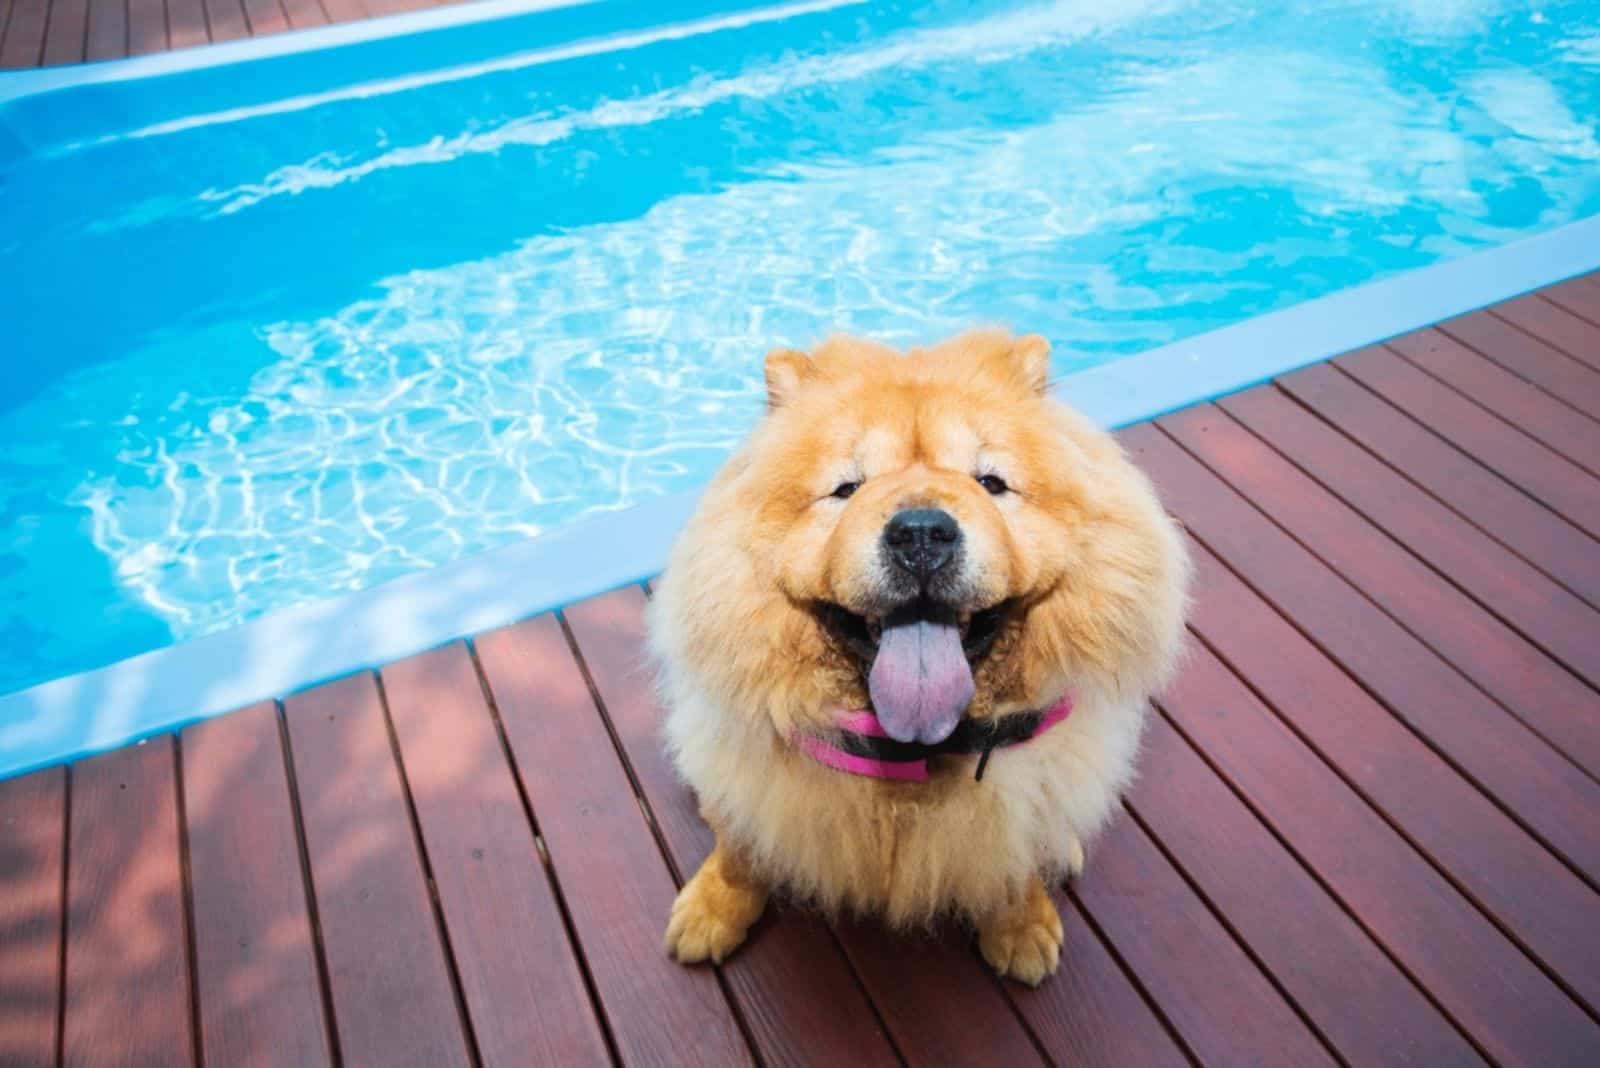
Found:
[665,831,768,964]
[977,875,1065,986]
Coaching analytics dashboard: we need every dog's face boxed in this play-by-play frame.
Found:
[745,332,1099,743]
[654,329,1187,749]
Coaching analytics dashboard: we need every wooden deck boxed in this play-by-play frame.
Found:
[3,273,1600,1066]
[0,0,461,67]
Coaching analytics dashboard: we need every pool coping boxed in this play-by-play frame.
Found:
[0,0,862,104]
[4,212,1598,780]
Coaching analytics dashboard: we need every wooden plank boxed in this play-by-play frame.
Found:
[1495,294,1600,374]
[282,673,473,1068]
[125,0,164,54]
[318,0,366,24]
[165,0,208,48]
[558,589,714,865]
[1,0,49,67]
[1075,810,1336,1066]
[1161,636,1600,1064]
[1377,328,1600,479]
[378,643,611,1067]
[1131,713,1483,1064]
[40,0,88,64]
[1439,309,1600,418]
[474,613,755,1067]
[1185,540,1600,1015]
[1119,423,1600,884]
[239,0,286,35]
[1008,892,1191,1068]
[1299,346,1600,607]
[62,739,194,1067]
[202,0,248,41]
[1363,337,1600,543]
[834,917,1046,1066]
[1221,378,1600,749]
[84,0,124,59]
[1542,277,1600,336]
[568,586,1053,1065]
[0,768,65,1068]
[182,702,333,1068]
[278,0,325,29]
[1161,400,1600,775]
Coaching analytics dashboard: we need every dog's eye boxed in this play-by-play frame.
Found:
[977,474,1009,495]
[831,481,861,500]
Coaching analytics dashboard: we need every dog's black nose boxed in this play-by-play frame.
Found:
[883,508,961,580]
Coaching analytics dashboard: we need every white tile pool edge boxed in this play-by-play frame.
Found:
[0,0,863,104]
[3,213,1598,779]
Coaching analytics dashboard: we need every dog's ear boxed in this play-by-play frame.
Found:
[764,347,815,410]
[1010,333,1051,394]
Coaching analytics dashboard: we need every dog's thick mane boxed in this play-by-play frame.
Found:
[648,331,1189,928]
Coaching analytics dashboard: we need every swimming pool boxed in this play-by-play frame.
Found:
[2,0,1599,701]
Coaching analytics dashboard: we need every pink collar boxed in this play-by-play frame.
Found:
[797,698,1074,782]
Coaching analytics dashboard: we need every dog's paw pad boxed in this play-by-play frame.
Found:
[664,881,758,965]
[979,901,1065,986]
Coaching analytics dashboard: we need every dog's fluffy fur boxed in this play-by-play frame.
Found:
[649,329,1189,983]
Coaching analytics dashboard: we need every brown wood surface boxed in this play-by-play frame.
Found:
[279,0,327,29]
[1297,344,1600,606]
[62,740,194,1068]
[1219,379,1600,715]
[1130,712,1482,1064]
[1160,400,1600,777]
[1493,294,1600,374]
[39,0,85,64]
[1118,423,1600,885]
[165,0,210,49]
[474,612,755,1068]
[203,0,251,43]
[379,642,612,1068]
[0,767,65,1068]
[240,0,289,35]
[834,916,1049,1066]
[283,672,474,1068]
[1074,810,1336,1066]
[1183,540,1600,1016]
[1439,310,1600,419]
[1369,335,1600,538]
[126,0,164,54]
[1008,892,1192,1068]
[1158,632,1600,1065]
[563,587,907,1066]
[183,701,333,1068]
[1380,329,1600,477]
[319,0,367,24]
[1543,279,1600,336]
[84,0,124,59]
[1,0,49,66]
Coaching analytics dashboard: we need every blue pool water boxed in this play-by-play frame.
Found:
[2,0,1598,696]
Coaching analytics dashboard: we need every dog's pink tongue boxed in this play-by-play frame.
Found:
[868,619,974,744]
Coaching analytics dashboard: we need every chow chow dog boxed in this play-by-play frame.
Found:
[648,329,1189,984]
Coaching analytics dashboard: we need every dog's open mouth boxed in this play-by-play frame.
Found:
[813,598,1015,745]
[816,599,1011,667]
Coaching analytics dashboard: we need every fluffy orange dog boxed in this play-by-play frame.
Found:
[648,329,1189,984]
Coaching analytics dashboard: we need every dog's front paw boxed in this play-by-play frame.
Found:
[664,846,767,965]
[978,878,1065,986]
